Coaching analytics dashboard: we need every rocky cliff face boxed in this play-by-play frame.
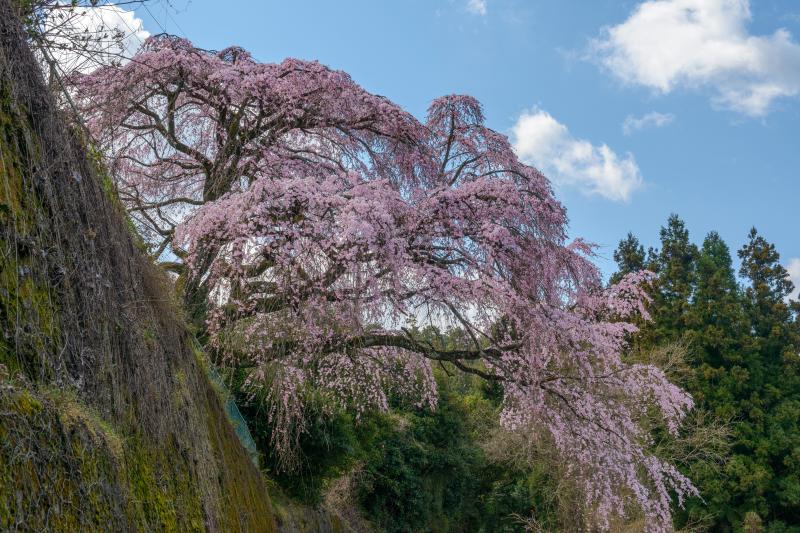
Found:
[0,2,276,530]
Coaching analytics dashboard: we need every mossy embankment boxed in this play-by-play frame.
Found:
[0,1,276,530]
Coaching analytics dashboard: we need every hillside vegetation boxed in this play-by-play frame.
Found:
[0,2,276,530]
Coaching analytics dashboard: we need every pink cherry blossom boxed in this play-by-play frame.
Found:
[73,36,695,530]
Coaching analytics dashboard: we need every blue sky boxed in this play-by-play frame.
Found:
[117,1,799,286]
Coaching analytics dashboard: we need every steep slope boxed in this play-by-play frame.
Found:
[0,1,276,530]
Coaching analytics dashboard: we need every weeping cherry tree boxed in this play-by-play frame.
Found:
[73,35,696,529]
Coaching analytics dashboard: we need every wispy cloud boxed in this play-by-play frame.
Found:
[511,109,644,202]
[787,258,800,301]
[590,0,800,116]
[466,0,487,16]
[622,111,675,135]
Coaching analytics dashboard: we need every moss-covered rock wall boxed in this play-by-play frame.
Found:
[0,1,276,530]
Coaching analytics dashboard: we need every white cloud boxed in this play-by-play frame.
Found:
[591,0,800,116]
[466,0,487,16]
[622,111,675,135]
[511,109,644,202]
[45,4,150,74]
[787,258,800,301]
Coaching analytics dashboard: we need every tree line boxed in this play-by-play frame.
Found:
[613,215,800,531]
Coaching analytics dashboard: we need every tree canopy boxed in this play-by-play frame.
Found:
[73,35,697,528]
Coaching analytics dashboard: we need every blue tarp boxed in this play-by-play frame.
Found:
[207,365,260,468]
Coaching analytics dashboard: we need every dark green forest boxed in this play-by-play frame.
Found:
[616,217,800,532]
